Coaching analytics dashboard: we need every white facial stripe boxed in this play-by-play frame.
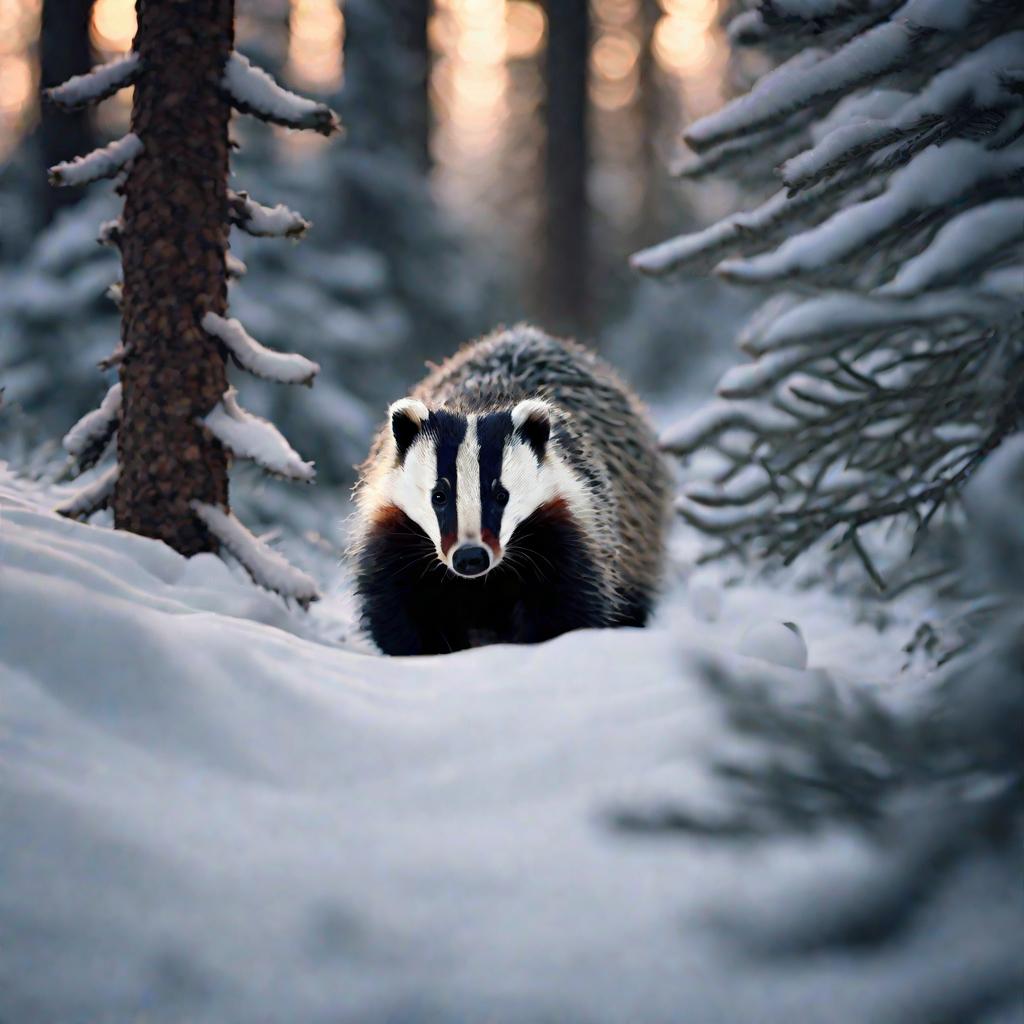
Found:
[498,437,598,548]
[390,436,441,547]
[456,415,481,540]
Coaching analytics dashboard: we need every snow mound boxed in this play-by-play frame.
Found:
[0,468,941,1023]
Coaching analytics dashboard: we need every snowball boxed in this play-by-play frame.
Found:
[737,621,809,670]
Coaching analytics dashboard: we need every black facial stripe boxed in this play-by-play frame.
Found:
[476,411,515,542]
[428,410,467,544]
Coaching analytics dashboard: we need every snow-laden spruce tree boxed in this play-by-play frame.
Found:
[611,437,1024,1022]
[633,0,1024,582]
[46,0,341,605]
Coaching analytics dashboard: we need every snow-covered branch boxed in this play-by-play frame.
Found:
[44,52,141,109]
[201,312,320,386]
[56,465,119,520]
[226,252,247,279]
[642,0,1024,574]
[202,388,315,482]
[48,133,143,188]
[62,383,122,471]
[227,190,310,239]
[191,502,320,606]
[717,142,1024,284]
[97,218,123,248]
[222,52,340,136]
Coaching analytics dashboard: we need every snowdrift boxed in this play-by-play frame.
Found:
[1,467,963,1024]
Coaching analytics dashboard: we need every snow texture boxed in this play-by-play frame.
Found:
[782,33,1024,192]
[739,288,1013,355]
[2,468,967,1024]
[202,388,315,482]
[686,22,908,150]
[719,141,1024,283]
[631,191,789,276]
[225,252,247,279]
[54,464,119,519]
[45,52,141,109]
[62,383,122,460]
[879,199,1024,296]
[737,621,809,670]
[191,500,320,605]
[97,217,123,248]
[48,133,143,188]
[223,52,340,135]
[201,312,320,386]
[228,190,311,239]
[662,399,797,454]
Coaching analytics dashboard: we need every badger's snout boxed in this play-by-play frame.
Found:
[451,543,492,578]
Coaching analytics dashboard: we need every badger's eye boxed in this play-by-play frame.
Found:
[431,481,449,508]
[493,481,509,507]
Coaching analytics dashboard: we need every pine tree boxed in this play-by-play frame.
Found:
[634,0,1024,582]
[46,0,340,605]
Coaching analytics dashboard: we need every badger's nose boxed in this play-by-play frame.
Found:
[451,543,491,578]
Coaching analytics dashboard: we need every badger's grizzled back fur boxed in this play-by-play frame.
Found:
[351,325,673,656]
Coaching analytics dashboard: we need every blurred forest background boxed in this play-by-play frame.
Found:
[0,0,749,504]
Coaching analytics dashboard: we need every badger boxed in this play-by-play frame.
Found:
[351,325,673,656]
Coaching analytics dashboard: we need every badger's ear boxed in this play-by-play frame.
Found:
[511,399,551,461]
[388,398,430,461]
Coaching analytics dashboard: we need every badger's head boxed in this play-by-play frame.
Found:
[366,396,591,578]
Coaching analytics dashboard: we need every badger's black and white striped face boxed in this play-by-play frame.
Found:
[377,397,581,578]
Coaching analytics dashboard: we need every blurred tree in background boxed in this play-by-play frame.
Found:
[36,0,97,223]
[0,0,739,511]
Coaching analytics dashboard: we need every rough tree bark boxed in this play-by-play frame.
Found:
[114,0,233,555]
[541,0,590,333]
[37,0,97,222]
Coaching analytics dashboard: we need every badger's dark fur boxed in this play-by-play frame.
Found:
[351,325,673,656]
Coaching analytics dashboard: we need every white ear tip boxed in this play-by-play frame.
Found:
[511,398,551,428]
[388,398,429,424]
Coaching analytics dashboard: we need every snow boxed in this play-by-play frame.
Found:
[97,217,123,248]
[738,621,809,671]
[740,288,1014,355]
[228,190,310,239]
[201,312,320,386]
[662,399,797,454]
[879,199,1024,296]
[191,501,320,605]
[48,133,143,188]
[54,464,119,519]
[782,34,1024,191]
[223,52,340,136]
[632,191,790,276]
[225,252,247,278]
[1,466,959,1024]
[719,141,1024,283]
[62,382,122,460]
[45,52,141,108]
[686,23,907,150]
[202,388,315,482]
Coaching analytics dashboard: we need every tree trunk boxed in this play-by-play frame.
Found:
[37,0,96,223]
[541,0,590,333]
[114,0,233,556]
[393,0,431,171]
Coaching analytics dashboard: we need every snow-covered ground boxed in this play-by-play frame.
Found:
[1,464,969,1024]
